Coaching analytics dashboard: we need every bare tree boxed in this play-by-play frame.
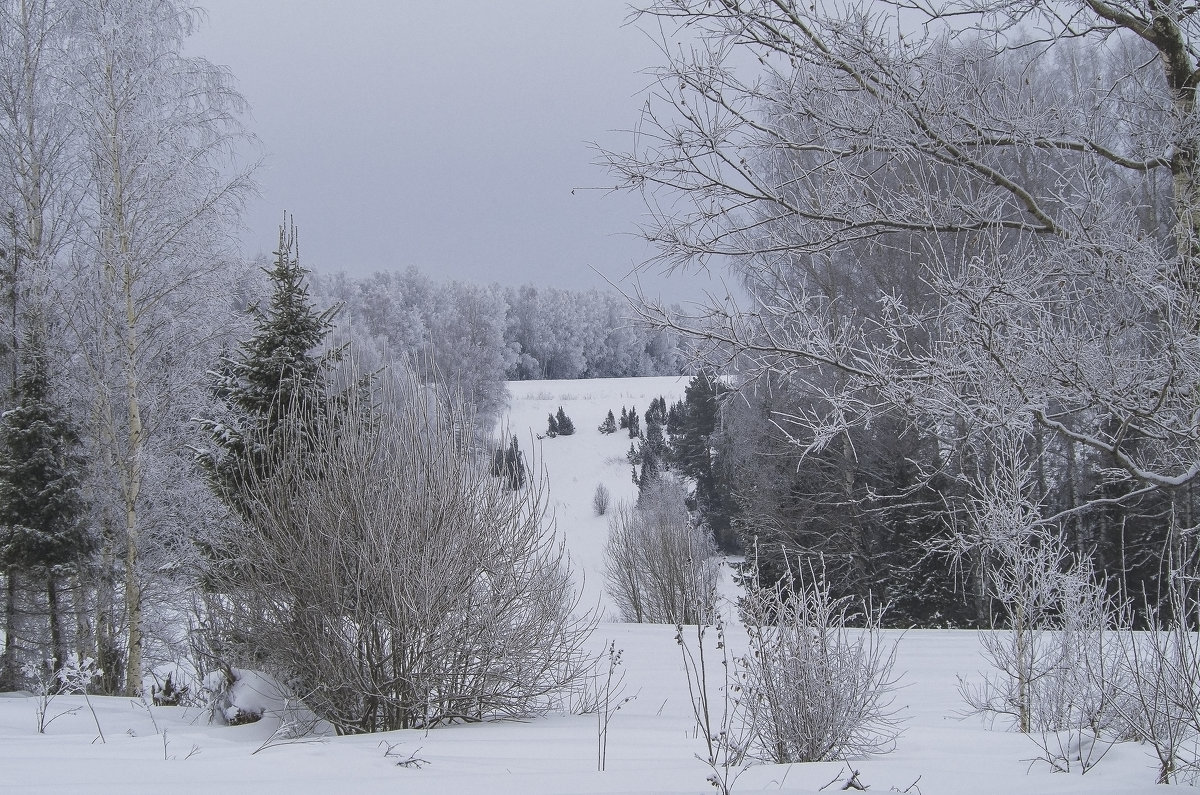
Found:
[603,477,720,624]
[201,363,595,734]
[61,0,254,695]
[604,0,1200,559]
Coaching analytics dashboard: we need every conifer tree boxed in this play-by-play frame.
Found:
[198,222,339,514]
[546,412,559,438]
[0,330,91,680]
[491,435,526,490]
[644,420,667,461]
[598,409,617,435]
[619,406,629,430]
[636,446,661,501]
[555,406,575,436]
[627,408,641,439]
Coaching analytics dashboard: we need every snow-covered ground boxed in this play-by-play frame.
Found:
[0,377,1183,792]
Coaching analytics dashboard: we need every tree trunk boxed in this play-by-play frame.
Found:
[122,365,143,696]
[47,570,61,680]
[1,567,16,689]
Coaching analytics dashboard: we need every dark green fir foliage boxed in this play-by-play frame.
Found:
[626,441,642,467]
[626,407,640,439]
[546,412,559,438]
[667,372,739,551]
[619,406,629,430]
[643,418,668,461]
[598,409,617,435]
[0,330,91,677]
[644,396,667,427]
[554,406,575,435]
[491,435,526,490]
[198,221,340,512]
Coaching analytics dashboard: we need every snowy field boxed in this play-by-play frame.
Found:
[0,377,1183,793]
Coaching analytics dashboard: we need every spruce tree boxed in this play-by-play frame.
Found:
[598,409,617,435]
[504,436,526,490]
[627,408,641,439]
[555,406,575,436]
[492,435,526,490]
[671,372,738,551]
[0,330,91,679]
[619,406,629,430]
[636,446,661,501]
[546,412,559,438]
[644,420,667,461]
[198,222,339,513]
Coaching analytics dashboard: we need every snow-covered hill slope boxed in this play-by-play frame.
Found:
[0,377,1182,794]
[500,375,691,618]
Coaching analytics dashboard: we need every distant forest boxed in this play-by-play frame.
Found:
[311,268,688,419]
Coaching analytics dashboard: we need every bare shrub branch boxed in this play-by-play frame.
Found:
[203,363,596,733]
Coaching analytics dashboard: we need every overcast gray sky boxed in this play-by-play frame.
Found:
[189,1,707,298]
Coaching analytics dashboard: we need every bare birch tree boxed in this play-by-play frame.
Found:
[62,0,254,695]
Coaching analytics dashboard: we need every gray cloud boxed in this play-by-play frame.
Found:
[189,0,712,299]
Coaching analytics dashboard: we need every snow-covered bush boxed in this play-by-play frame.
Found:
[737,559,904,763]
[201,364,595,734]
[603,477,718,623]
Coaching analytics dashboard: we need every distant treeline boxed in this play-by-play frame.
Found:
[312,268,688,419]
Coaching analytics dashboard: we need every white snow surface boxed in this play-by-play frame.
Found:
[0,376,1182,792]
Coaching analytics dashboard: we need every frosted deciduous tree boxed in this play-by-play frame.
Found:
[0,0,80,690]
[422,281,514,423]
[0,0,77,384]
[604,1,1200,611]
[64,0,254,695]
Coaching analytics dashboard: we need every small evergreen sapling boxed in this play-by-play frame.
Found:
[491,436,526,490]
[547,413,559,438]
[619,407,630,430]
[555,406,575,435]
[598,410,617,435]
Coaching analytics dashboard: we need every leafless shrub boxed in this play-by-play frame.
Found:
[737,558,904,764]
[603,477,719,623]
[592,483,611,516]
[1104,580,1200,785]
[952,453,1134,766]
[203,364,595,734]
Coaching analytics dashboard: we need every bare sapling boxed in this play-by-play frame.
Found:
[1104,565,1200,785]
[738,555,904,763]
[675,588,750,795]
[594,641,637,771]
